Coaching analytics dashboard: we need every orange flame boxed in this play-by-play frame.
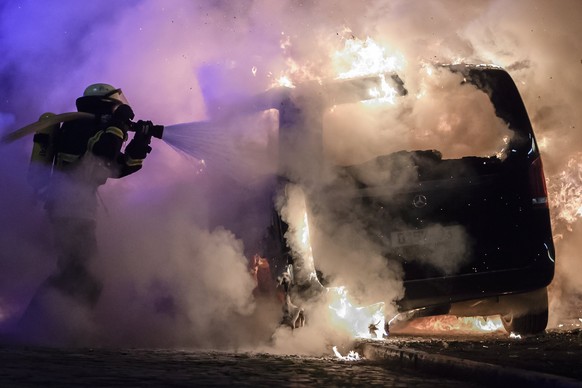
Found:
[399,315,505,334]
[548,152,582,232]
[287,205,386,339]
[249,254,276,297]
[327,286,386,339]
[272,34,405,96]
[333,37,405,79]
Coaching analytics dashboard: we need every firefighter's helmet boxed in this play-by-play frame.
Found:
[82,83,129,105]
[76,83,130,114]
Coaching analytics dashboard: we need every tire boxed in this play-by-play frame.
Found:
[501,288,548,335]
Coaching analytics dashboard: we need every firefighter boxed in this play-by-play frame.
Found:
[33,83,155,308]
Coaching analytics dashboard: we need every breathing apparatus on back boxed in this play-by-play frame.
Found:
[28,112,60,196]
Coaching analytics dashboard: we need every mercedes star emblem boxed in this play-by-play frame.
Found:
[412,194,428,208]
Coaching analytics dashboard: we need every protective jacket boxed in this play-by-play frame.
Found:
[45,117,145,220]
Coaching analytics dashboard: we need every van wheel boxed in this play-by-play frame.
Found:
[501,288,548,335]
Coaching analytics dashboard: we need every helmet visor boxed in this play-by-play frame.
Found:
[104,88,130,106]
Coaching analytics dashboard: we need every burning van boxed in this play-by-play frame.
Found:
[252,63,555,336]
[171,62,554,336]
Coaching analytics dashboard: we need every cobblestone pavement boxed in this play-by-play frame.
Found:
[0,346,484,387]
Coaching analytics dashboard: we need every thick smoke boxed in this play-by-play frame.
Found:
[1,0,581,351]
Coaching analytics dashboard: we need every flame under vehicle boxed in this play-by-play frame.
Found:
[217,64,555,335]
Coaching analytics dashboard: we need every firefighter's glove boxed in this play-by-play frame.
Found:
[135,120,155,137]
[125,133,152,160]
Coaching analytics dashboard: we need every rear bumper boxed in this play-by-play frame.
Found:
[398,257,554,313]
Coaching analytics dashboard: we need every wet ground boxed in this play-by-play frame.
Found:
[2,315,581,386]
[352,316,582,386]
[0,346,483,387]
[380,328,582,381]
[1,328,581,387]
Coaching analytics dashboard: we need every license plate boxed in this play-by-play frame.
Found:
[391,225,463,248]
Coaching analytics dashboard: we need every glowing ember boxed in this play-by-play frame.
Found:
[509,332,522,339]
[332,346,361,361]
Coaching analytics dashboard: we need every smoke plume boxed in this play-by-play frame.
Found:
[1,0,581,351]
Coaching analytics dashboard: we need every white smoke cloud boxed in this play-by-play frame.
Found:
[1,0,581,350]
